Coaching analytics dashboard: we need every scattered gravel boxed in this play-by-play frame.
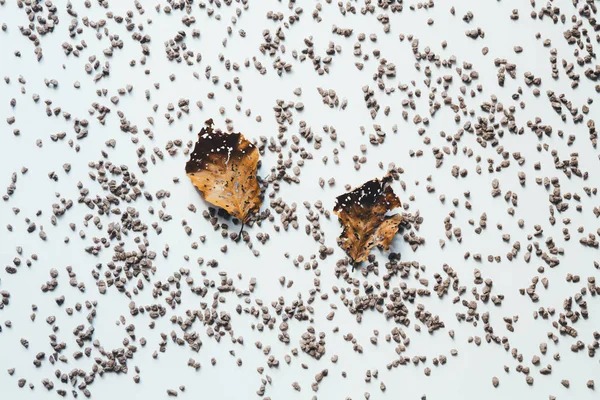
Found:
[0,0,599,399]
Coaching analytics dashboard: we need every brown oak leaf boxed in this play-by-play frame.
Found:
[333,174,402,263]
[186,119,262,226]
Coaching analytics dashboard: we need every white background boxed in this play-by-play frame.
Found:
[1,0,599,399]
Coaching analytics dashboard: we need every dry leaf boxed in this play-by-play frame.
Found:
[186,119,262,225]
[333,174,402,263]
